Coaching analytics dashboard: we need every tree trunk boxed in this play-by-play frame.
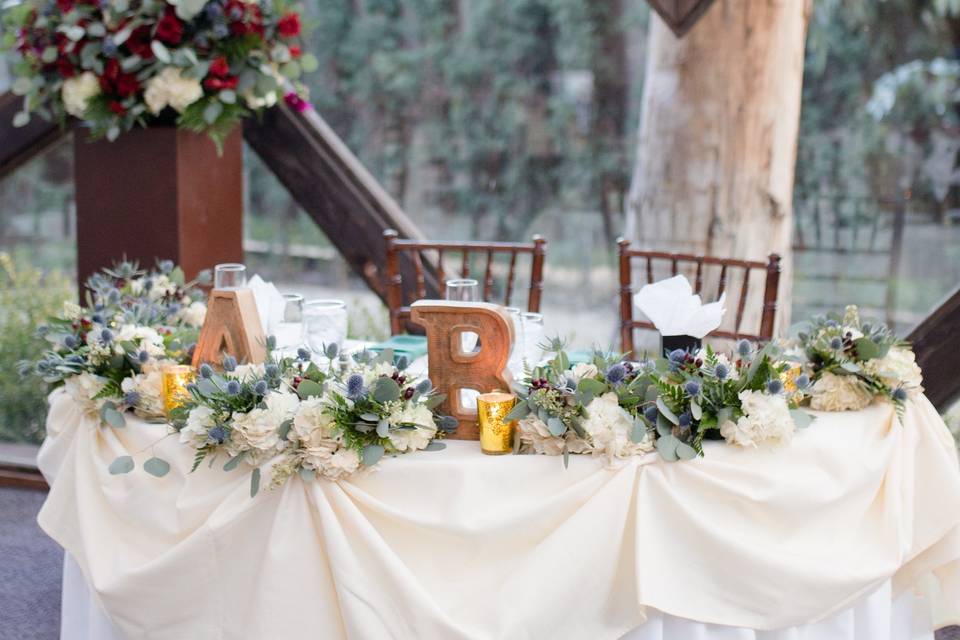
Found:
[626,0,811,334]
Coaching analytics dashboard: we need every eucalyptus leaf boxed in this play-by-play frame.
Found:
[108,455,135,475]
[656,435,680,462]
[41,47,58,63]
[853,338,880,361]
[376,419,390,438]
[578,378,606,395]
[223,454,244,471]
[504,402,530,422]
[656,413,673,437]
[789,409,816,429]
[359,412,380,422]
[143,457,170,477]
[656,397,679,425]
[299,467,316,481]
[12,77,32,96]
[675,442,698,460]
[546,417,566,436]
[203,101,222,125]
[840,362,861,373]
[174,0,208,20]
[362,444,385,467]
[630,420,646,444]
[371,377,401,403]
[278,418,293,440]
[100,403,126,428]
[296,379,325,399]
[151,40,171,64]
[299,53,319,73]
[690,399,702,421]
[250,467,261,497]
[424,441,446,451]
[86,22,106,37]
[219,89,237,104]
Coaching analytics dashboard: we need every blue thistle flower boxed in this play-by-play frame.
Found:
[186,343,196,359]
[605,363,627,384]
[204,2,222,19]
[678,412,692,427]
[265,335,277,351]
[825,319,838,328]
[63,335,78,349]
[766,379,784,395]
[795,374,810,390]
[715,363,729,380]
[396,355,409,371]
[265,363,279,378]
[643,405,658,423]
[123,391,141,406]
[325,343,339,359]
[222,355,237,372]
[157,260,174,274]
[143,279,154,292]
[892,387,909,402]
[226,380,241,396]
[208,425,227,444]
[346,374,365,399]
[830,337,843,350]
[137,350,150,364]
[199,364,214,379]
[107,289,121,304]
[91,313,104,324]
[684,381,701,397]
[416,379,432,394]
[101,36,118,56]
[100,328,114,343]
[737,339,752,357]
[67,355,85,364]
[253,380,268,396]
[668,349,687,363]
[297,347,311,361]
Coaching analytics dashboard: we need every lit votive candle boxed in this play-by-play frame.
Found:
[477,391,517,455]
[162,365,195,416]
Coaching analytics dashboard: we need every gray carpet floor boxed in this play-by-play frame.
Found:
[1,485,959,640]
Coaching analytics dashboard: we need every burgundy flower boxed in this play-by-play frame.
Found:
[208,56,230,78]
[204,76,239,90]
[99,59,140,98]
[56,57,77,78]
[288,45,301,58]
[277,12,300,37]
[125,25,154,59]
[155,8,183,45]
[56,0,74,13]
[284,92,311,113]
[108,101,126,115]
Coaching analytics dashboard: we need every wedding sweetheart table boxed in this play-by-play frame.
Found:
[37,388,960,640]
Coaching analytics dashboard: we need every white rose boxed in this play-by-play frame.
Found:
[61,72,100,117]
[243,89,278,110]
[386,402,437,452]
[178,301,207,328]
[180,405,216,447]
[721,390,795,448]
[121,360,166,418]
[144,67,203,115]
[64,373,107,420]
[582,392,653,461]
[321,448,361,480]
[864,347,924,397]
[809,372,874,411]
[233,363,266,381]
[230,391,299,457]
[292,396,336,442]
[569,363,599,384]
[117,324,167,357]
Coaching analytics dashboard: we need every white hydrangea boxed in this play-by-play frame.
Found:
[177,301,207,328]
[120,360,167,419]
[582,392,654,462]
[61,301,83,321]
[230,391,300,460]
[864,346,924,397]
[323,448,361,479]
[180,404,216,447]
[233,363,266,381]
[290,396,361,479]
[144,67,203,114]
[720,390,796,448]
[568,363,599,384]
[61,72,100,117]
[63,372,107,420]
[516,416,590,456]
[146,275,178,302]
[116,324,167,358]
[809,372,874,411]
[351,361,398,387]
[387,403,437,452]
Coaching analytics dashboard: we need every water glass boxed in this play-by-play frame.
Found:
[214,263,246,290]
[521,312,544,367]
[275,293,305,351]
[505,307,524,375]
[304,300,348,355]
[445,278,480,302]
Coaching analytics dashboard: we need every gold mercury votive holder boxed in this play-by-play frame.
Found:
[162,365,195,416]
[477,392,518,455]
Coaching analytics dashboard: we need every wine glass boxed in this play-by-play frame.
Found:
[304,300,348,356]
[521,312,544,367]
[446,278,480,352]
[213,263,246,290]
[505,307,524,376]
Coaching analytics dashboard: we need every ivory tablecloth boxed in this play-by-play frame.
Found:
[37,389,960,639]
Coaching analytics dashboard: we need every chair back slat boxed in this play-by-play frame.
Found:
[616,237,782,356]
[383,230,547,335]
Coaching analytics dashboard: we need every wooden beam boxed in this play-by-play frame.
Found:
[243,103,438,304]
[908,285,960,412]
[0,91,68,180]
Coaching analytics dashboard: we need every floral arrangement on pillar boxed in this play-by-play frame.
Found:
[2,0,316,146]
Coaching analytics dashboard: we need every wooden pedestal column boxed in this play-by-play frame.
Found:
[73,126,243,293]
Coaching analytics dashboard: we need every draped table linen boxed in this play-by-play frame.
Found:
[37,390,960,639]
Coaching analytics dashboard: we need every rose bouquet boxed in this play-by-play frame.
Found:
[29,260,208,427]
[506,339,656,466]
[171,348,456,496]
[646,341,811,460]
[2,0,315,146]
[791,305,923,412]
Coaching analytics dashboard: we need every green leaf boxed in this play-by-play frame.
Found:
[219,89,237,104]
[362,444,385,467]
[278,418,293,440]
[376,419,390,438]
[108,455,135,474]
[630,420,646,444]
[299,53,319,73]
[371,377,401,403]
[546,417,566,436]
[203,101,223,125]
[12,111,29,128]
[790,409,816,429]
[296,379,325,399]
[223,453,244,471]
[143,457,170,477]
[504,402,530,422]
[853,338,881,361]
[656,435,680,462]
[657,397,679,425]
[359,412,380,422]
[656,413,673,437]
[675,442,698,460]
[41,46,58,63]
[151,40,171,63]
[424,441,446,451]
[563,446,570,469]
[100,403,126,428]
[12,77,32,96]
[577,378,607,395]
[690,399,702,421]
[250,467,261,497]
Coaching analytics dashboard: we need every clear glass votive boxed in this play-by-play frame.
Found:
[304,299,348,355]
[275,293,305,351]
[521,312,544,366]
[445,278,480,302]
[214,263,247,290]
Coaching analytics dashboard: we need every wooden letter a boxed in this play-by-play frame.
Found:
[192,289,267,368]
[410,301,514,440]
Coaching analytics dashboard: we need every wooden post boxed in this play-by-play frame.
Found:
[617,237,635,357]
[886,194,907,327]
[383,229,404,335]
[759,253,782,340]
[528,235,547,313]
[73,126,243,295]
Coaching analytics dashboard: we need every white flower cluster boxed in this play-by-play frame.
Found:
[720,390,796,448]
[229,391,300,464]
[809,372,874,412]
[63,372,107,420]
[863,346,924,397]
[61,72,100,117]
[289,397,361,480]
[582,392,654,462]
[517,416,589,456]
[385,402,437,452]
[121,360,169,419]
[144,67,203,115]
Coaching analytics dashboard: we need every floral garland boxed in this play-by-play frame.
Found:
[170,348,457,496]
[29,260,208,431]
[2,0,314,146]
[790,305,923,413]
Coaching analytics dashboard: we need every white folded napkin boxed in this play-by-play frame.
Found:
[247,275,285,336]
[633,274,726,339]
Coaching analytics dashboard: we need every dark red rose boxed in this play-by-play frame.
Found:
[99,59,140,98]
[208,56,230,78]
[56,57,77,78]
[288,45,301,58]
[125,25,154,59]
[155,8,183,45]
[277,12,300,37]
[204,76,239,90]
[56,0,74,13]
[108,101,126,115]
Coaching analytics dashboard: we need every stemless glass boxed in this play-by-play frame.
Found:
[521,312,544,366]
[304,300,348,355]
[505,307,524,375]
[445,278,480,302]
[275,293,305,351]
[214,263,246,290]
